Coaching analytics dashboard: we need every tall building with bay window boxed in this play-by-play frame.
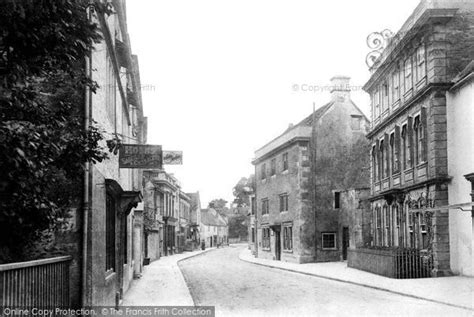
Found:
[361,0,474,276]
[252,76,370,263]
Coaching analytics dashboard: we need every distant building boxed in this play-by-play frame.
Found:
[358,0,474,277]
[186,192,202,250]
[252,76,370,263]
[248,194,257,255]
[447,61,474,276]
[200,208,229,248]
[178,192,191,253]
[143,170,187,258]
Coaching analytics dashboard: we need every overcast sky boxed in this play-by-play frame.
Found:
[126,0,420,207]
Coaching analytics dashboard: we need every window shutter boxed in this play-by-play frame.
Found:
[407,116,414,167]
[421,107,428,162]
[395,125,401,172]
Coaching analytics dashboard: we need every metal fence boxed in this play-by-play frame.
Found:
[395,249,432,279]
[0,256,71,308]
[348,248,433,279]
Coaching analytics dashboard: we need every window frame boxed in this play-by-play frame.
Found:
[282,152,289,172]
[261,198,269,215]
[261,163,266,180]
[279,193,289,212]
[270,158,276,176]
[321,232,337,250]
[282,224,293,251]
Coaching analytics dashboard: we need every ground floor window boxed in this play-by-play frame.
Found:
[106,193,116,272]
[262,227,270,250]
[251,228,255,243]
[322,232,336,250]
[282,225,292,251]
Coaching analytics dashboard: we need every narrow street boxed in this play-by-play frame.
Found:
[179,246,470,317]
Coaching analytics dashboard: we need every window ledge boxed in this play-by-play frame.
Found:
[282,250,293,253]
[271,175,276,179]
[280,210,288,214]
[392,171,401,177]
[262,248,271,252]
[322,248,337,251]
[282,170,289,175]
[404,167,414,173]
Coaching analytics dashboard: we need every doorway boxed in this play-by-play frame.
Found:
[275,229,281,261]
[342,227,349,260]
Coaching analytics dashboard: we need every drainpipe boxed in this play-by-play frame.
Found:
[82,2,93,308]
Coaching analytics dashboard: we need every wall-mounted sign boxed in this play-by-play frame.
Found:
[119,144,162,169]
[163,151,183,165]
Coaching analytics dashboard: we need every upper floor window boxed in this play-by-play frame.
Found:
[351,115,362,130]
[373,88,380,118]
[414,115,425,164]
[390,132,399,174]
[404,57,413,92]
[372,146,378,182]
[382,82,389,111]
[261,163,266,180]
[250,196,256,215]
[379,140,385,179]
[392,69,400,102]
[416,45,426,82]
[282,152,288,171]
[261,198,269,215]
[334,191,341,209]
[270,158,276,176]
[401,124,412,169]
[279,194,288,212]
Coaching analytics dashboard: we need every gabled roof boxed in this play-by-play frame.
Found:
[200,208,227,227]
[253,102,333,161]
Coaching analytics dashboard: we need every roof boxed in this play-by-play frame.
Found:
[253,102,333,161]
[200,208,227,227]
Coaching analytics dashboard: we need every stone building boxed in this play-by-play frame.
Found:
[178,192,191,253]
[200,208,229,248]
[447,61,474,276]
[361,0,474,276]
[252,76,370,263]
[186,192,202,250]
[143,170,185,258]
[59,0,148,307]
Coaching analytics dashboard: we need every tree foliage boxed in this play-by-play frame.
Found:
[232,175,255,207]
[0,0,110,262]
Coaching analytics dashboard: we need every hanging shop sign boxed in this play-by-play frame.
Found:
[119,144,162,169]
[163,151,183,165]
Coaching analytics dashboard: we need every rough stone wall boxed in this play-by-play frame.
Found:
[312,100,370,262]
[255,141,313,263]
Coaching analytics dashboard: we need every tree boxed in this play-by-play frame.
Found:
[232,175,255,207]
[0,0,112,262]
[208,198,228,213]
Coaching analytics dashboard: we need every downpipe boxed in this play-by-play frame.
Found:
[82,3,93,308]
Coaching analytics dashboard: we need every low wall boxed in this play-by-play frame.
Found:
[348,248,432,279]
[348,248,396,278]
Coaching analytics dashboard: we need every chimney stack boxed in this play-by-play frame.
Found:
[330,76,351,102]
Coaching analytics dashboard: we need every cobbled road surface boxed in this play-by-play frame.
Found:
[178,245,470,317]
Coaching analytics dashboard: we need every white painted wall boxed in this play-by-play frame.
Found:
[447,78,474,276]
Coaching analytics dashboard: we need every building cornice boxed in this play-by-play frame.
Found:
[368,176,451,202]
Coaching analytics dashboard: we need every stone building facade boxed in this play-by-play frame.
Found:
[143,170,188,259]
[252,77,370,263]
[447,61,474,276]
[69,0,147,307]
[362,0,474,276]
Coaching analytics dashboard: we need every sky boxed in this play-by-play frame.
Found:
[126,0,420,207]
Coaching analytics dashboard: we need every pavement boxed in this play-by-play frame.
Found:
[239,248,474,311]
[122,248,217,306]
